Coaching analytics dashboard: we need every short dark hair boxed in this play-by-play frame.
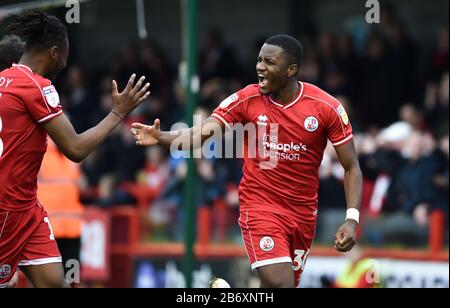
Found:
[6,9,67,52]
[265,34,303,67]
[0,35,25,71]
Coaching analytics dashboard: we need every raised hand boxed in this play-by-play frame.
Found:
[111,74,151,119]
[131,119,161,146]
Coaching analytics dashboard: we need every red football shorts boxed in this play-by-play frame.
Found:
[0,202,61,287]
[239,210,316,287]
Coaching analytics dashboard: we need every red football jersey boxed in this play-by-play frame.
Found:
[0,64,63,211]
[212,82,353,224]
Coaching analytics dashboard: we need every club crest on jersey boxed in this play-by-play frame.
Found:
[304,116,319,132]
[0,264,11,279]
[257,115,269,127]
[42,85,60,108]
[260,236,275,252]
[337,105,349,125]
[219,93,239,109]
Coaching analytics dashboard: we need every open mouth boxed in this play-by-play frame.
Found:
[258,74,269,88]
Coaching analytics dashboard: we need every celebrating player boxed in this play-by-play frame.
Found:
[0,34,25,289]
[0,9,150,288]
[131,34,362,288]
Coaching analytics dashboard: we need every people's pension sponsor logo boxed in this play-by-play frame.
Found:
[263,135,307,153]
[262,134,308,162]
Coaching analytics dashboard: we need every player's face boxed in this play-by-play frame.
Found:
[48,39,69,80]
[256,44,290,95]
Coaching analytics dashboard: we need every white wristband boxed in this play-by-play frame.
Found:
[346,208,360,224]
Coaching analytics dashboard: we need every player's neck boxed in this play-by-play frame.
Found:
[270,80,300,105]
[19,53,48,78]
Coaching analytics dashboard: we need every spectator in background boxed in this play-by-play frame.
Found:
[200,29,240,82]
[389,132,435,215]
[425,72,449,138]
[96,119,146,207]
[399,104,426,131]
[38,140,84,281]
[430,27,449,80]
[113,42,140,86]
[148,155,187,241]
[138,146,172,240]
[336,33,358,85]
[79,76,117,196]
[433,135,449,213]
[298,52,320,85]
[138,146,170,194]
[358,122,411,215]
[317,32,336,70]
[363,131,434,246]
[358,33,396,127]
[387,22,418,102]
[137,42,177,125]
[138,42,175,105]
[322,66,351,98]
[62,65,98,133]
[0,34,25,71]
[428,134,449,238]
[199,78,230,111]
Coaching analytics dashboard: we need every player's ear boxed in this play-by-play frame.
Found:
[287,64,299,78]
[49,46,59,60]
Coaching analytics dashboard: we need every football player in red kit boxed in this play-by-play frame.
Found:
[131,35,362,288]
[0,10,150,288]
[0,34,25,289]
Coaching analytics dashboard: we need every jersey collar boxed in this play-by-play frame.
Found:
[12,63,33,73]
[268,81,304,110]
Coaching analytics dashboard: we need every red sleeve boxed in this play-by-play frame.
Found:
[211,90,247,128]
[326,103,353,147]
[23,78,62,124]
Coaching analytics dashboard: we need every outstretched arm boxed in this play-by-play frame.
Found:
[44,74,150,163]
[131,116,225,150]
[333,140,363,252]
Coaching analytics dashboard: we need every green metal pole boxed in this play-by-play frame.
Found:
[182,0,198,289]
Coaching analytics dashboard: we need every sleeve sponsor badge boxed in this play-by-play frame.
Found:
[219,93,239,109]
[337,105,349,126]
[42,85,60,108]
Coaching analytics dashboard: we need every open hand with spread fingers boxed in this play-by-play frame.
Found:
[111,74,151,119]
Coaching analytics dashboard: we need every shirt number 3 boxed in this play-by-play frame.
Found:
[293,249,310,271]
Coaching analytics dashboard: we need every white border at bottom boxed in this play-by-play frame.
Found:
[251,257,292,271]
[18,257,62,266]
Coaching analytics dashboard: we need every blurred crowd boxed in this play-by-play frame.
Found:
[54,9,448,247]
